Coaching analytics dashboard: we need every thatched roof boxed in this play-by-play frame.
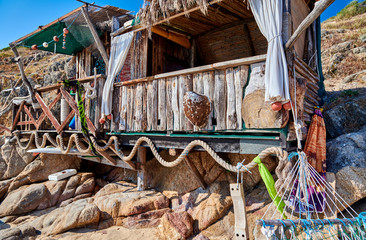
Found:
[137,0,224,29]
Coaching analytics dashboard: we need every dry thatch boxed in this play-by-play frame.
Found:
[137,0,220,29]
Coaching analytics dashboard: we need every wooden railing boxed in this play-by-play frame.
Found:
[12,75,106,135]
[112,54,267,133]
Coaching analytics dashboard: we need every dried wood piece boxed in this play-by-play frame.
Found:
[226,67,237,129]
[166,79,174,131]
[158,79,167,131]
[12,101,25,131]
[214,70,227,130]
[203,71,214,131]
[193,73,204,131]
[179,76,187,131]
[172,77,180,131]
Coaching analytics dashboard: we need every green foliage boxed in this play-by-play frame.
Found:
[0,46,10,51]
[335,0,366,20]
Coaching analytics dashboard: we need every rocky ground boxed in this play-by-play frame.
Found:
[0,2,365,240]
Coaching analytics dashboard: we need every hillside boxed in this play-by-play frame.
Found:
[321,0,366,93]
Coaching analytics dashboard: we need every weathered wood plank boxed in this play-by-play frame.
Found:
[166,79,173,131]
[134,83,143,132]
[171,77,180,131]
[179,75,186,131]
[142,83,148,131]
[127,86,134,131]
[226,68,236,130]
[214,70,226,130]
[158,79,167,131]
[59,109,76,132]
[36,93,62,130]
[234,65,249,130]
[23,105,37,127]
[203,71,214,131]
[147,81,158,131]
[193,73,204,131]
[119,86,127,131]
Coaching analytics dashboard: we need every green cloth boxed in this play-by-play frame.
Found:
[253,156,287,219]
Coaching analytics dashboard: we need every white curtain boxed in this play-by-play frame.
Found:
[248,0,290,103]
[101,31,134,117]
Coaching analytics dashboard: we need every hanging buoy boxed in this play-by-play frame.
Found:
[31,44,38,50]
[53,36,59,42]
[107,114,112,120]
[283,102,292,111]
[99,118,106,125]
[63,28,69,34]
[271,102,282,111]
[42,42,49,48]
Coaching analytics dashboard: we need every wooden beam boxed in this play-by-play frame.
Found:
[23,105,37,127]
[230,183,249,240]
[36,93,62,129]
[35,93,61,131]
[285,0,335,49]
[9,45,39,108]
[184,156,207,189]
[96,149,117,165]
[81,6,109,67]
[101,140,138,170]
[151,26,191,49]
[11,101,25,131]
[137,146,147,191]
[58,109,76,132]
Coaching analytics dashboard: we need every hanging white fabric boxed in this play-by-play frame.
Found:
[101,31,134,117]
[248,0,290,103]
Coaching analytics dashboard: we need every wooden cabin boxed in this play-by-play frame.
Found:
[8,0,329,169]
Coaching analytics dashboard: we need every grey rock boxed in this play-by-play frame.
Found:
[329,41,354,54]
[324,94,366,138]
[352,46,366,54]
[360,34,366,43]
[327,126,366,173]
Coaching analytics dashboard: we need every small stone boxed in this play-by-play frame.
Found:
[157,212,194,240]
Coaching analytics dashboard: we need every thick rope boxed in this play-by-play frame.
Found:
[14,131,288,173]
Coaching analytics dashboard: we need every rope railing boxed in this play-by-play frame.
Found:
[14,131,288,172]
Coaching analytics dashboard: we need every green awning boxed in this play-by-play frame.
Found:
[21,20,97,56]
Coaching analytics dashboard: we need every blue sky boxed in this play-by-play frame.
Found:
[0,0,354,49]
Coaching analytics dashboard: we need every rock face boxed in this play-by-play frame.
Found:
[93,182,169,221]
[0,173,95,217]
[324,95,366,138]
[157,212,194,240]
[327,126,366,172]
[0,140,35,181]
[335,166,366,210]
[21,198,100,236]
[8,153,81,192]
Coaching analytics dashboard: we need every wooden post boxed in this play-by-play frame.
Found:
[137,146,147,191]
[230,183,249,240]
[9,44,39,109]
[285,0,335,49]
[81,6,109,67]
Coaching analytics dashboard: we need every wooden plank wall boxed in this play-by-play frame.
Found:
[117,65,249,132]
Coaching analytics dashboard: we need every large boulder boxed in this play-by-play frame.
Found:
[324,94,366,138]
[157,211,194,240]
[93,182,169,221]
[8,153,81,192]
[0,140,35,181]
[0,173,95,217]
[20,198,100,236]
[327,126,366,172]
[335,166,366,209]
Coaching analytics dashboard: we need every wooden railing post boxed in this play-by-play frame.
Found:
[137,146,147,191]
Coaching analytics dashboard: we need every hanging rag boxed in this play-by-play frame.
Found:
[101,31,134,117]
[303,109,327,212]
[248,0,290,104]
[253,156,287,219]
